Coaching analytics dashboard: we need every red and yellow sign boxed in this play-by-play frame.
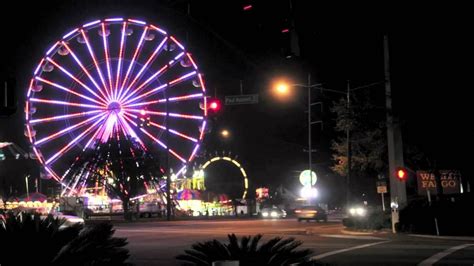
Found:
[417,170,461,195]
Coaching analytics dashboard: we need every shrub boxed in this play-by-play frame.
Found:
[177,234,314,265]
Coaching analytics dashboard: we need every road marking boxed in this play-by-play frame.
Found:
[311,240,391,260]
[319,234,386,240]
[410,234,474,242]
[418,244,474,266]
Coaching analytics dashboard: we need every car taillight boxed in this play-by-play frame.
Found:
[295,210,302,213]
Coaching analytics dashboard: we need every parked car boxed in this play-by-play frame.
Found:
[295,205,327,222]
[260,207,287,219]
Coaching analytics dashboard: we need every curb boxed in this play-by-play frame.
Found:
[341,229,377,235]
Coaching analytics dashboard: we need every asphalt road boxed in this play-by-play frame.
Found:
[113,218,474,265]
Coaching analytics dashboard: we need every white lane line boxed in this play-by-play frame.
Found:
[311,240,391,260]
[418,244,474,266]
[319,234,386,240]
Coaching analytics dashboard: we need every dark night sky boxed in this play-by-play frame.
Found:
[1,1,471,204]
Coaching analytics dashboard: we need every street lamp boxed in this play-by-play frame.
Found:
[221,129,230,138]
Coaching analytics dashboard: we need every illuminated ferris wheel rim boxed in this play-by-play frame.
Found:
[24,17,208,191]
[201,156,248,199]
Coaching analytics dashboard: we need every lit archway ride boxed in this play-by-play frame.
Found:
[201,156,248,199]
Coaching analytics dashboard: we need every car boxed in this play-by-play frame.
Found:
[260,207,287,218]
[42,211,85,229]
[295,205,328,222]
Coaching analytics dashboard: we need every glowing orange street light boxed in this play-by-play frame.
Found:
[221,129,230,138]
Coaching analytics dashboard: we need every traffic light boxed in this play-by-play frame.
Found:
[207,98,221,113]
[396,167,407,181]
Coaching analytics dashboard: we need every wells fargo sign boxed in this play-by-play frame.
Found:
[417,170,461,195]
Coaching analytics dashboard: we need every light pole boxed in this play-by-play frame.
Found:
[273,73,323,192]
[273,76,384,207]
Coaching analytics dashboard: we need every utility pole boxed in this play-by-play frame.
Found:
[384,35,407,232]
[307,73,313,187]
[346,80,351,206]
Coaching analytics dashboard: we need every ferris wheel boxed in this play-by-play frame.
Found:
[25,18,207,192]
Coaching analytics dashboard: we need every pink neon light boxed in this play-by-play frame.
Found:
[81,29,111,100]
[189,144,200,161]
[140,128,167,149]
[26,124,33,143]
[25,101,29,121]
[123,98,166,108]
[124,36,168,99]
[29,98,104,109]
[150,25,167,35]
[199,120,206,140]
[168,93,203,102]
[169,148,186,163]
[35,112,105,145]
[44,166,61,182]
[128,19,146,25]
[27,79,34,98]
[126,109,166,116]
[121,65,169,103]
[123,84,168,105]
[115,22,127,100]
[174,52,185,61]
[35,76,106,106]
[29,110,102,124]
[102,23,114,94]
[63,28,79,39]
[105,18,123,22]
[83,20,101,28]
[33,147,43,164]
[34,58,45,75]
[46,42,59,56]
[198,73,206,92]
[170,36,184,50]
[281,28,289,33]
[61,41,109,102]
[186,53,198,69]
[169,71,197,86]
[203,96,208,116]
[46,57,107,104]
[169,129,198,142]
[243,5,252,11]
[149,121,166,130]
[117,26,148,100]
[169,113,203,120]
[45,115,106,165]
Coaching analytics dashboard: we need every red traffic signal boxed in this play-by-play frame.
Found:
[396,168,407,180]
[207,99,221,112]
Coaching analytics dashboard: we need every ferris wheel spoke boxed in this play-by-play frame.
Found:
[122,84,168,106]
[117,114,146,148]
[117,26,148,101]
[29,110,102,125]
[148,121,198,143]
[80,29,111,100]
[44,114,107,165]
[34,112,105,146]
[35,76,106,106]
[61,41,110,102]
[122,70,196,106]
[45,58,108,105]
[120,52,186,103]
[114,22,127,100]
[139,127,186,163]
[101,23,114,95]
[124,108,203,120]
[118,36,168,101]
[123,93,203,108]
[29,98,105,109]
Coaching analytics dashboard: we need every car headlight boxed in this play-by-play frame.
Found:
[262,212,269,217]
[349,208,356,215]
[270,211,278,217]
[356,207,366,216]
